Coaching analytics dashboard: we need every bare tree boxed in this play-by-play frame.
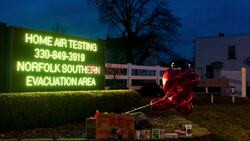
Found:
[51,23,67,34]
[93,0,181,64]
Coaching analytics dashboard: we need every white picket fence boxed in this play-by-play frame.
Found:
[105,63,177,90]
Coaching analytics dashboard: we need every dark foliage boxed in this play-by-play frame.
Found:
[139,83,164,97]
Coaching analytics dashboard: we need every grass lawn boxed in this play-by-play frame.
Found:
[149,111,211,138]
[186,95,250,141]
[141,95,250,141]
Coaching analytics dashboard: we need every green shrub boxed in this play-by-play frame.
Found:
[0,90,141,130]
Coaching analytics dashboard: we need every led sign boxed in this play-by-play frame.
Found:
[0,25,105,92]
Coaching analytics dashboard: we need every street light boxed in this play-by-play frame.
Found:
[171,62,175,68]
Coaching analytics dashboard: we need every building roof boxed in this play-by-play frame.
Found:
[195,33,250,41]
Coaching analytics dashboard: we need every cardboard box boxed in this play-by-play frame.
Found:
[86,113,135,140]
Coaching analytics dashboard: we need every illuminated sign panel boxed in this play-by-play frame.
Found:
[5,26,105,92]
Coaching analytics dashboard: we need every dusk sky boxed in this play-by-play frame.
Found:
[1,0,250,60]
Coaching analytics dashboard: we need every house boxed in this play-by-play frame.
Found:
[195,33,249,97]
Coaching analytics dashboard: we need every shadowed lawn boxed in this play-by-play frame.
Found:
[149,111,211,138]
[186,95,250,141]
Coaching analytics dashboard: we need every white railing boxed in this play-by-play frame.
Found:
[105,63,178,90]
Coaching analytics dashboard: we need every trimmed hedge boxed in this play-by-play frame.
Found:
[0,90,141,130]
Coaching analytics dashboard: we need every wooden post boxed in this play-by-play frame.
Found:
[127,63,132,89]
[205,87,208,94]
[241,67,247,98]
[211,94,214,104]
[156,65,160,85]
[206,87,214,104]
[232,87,235,103]
[232,95,235,103]
[0,23,7,92]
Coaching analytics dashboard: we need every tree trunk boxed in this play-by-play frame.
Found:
[126,36,134,64]
[126,47,133,63]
